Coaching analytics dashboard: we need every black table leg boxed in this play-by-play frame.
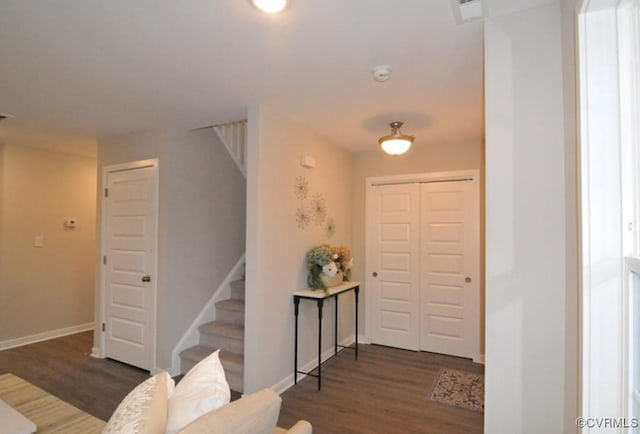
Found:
[355,286,359,360]
[317,298,324,391]
[334,294,339,354]
[294,296,300,384]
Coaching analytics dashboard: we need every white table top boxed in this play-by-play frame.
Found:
[0,399,36,434]
[293,281,360,299]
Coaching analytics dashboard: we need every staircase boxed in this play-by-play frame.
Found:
[179,279,246,392]
[213,120,247,177]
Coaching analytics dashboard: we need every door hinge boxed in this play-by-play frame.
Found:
[101,323,106,332]
[103,255,107,265]
[104,188,109,198]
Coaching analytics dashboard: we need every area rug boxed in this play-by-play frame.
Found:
[0,373,106,433]
[429,368,484,412]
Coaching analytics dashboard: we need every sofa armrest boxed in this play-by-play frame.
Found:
[178,389,281,434]
[274,420,312,434]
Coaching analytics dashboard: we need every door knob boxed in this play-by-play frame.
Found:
[142,275,151,282]
[465,277,472,283]
[372,272,378,277]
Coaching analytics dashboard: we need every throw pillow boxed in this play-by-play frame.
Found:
[103,371,174,434]
[166,349,231,434]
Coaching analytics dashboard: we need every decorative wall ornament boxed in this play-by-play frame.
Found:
[326,218,336,238]
[296,205,310,229]
[311,193,327,225]
[293,176,309,200]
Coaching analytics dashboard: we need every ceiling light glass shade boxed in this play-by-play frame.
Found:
[378,121,414,156]
[250,0,288,13]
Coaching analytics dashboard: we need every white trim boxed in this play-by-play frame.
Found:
[474,354,485,365]
[367,169,479,186]
[0,323,94,351]
[269,335,356,395]
[170,253,246,375]
[578,0,640,427]
[99,159,159,372]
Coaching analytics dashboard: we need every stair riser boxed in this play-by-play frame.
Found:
[200,333,244,354]
[180,358,198,375]
[216,309,245,326]
[226,371,243,392]
[230,286,245,300]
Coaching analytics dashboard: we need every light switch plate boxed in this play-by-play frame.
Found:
[34,236,44,248]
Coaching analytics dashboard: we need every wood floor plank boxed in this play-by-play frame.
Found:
[277,344,484,433]
[0,331,484,433]
[0,331,148,421]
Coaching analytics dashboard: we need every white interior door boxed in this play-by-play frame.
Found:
[103,161,158,371]
[420,180,479,359]
[366,183,420,350]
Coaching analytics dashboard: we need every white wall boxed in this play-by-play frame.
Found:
[97,127,246,370]
[484,2,570,432]
[352,141,484,345]
[0,144,97,343]
[245,106,354,393]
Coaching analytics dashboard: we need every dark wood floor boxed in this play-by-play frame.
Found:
[0,331,148,421]
[278,344,484,434]
[0,332,484,432]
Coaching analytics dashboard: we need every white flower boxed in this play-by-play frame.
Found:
[333,253,339,259]
[322,261,338,277]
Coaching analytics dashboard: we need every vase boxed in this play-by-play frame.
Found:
[320,270,344,288]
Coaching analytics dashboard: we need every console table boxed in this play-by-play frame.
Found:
[293,281,360,390]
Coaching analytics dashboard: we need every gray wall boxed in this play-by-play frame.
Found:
[484,2,575,432]
[0,144,97,343]
[97,127,246,370]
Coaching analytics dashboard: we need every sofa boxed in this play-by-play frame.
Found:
[178,388,311,434]
[102,350,312,434]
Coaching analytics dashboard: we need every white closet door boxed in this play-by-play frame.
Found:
[419,180,479,359]
[366,183,420,350]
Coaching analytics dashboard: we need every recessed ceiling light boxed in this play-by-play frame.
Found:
[250,0,288,13]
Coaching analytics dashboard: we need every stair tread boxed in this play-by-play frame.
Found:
[199,321,244,339]
[215,299,244,311]
[180,346,243,374]
[180,344,217,362]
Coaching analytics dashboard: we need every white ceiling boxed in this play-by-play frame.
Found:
[0,1,486,157]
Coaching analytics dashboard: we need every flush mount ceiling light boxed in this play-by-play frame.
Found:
[378,121,414,156]
[250,0,288,13]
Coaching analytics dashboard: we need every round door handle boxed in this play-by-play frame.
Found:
[372,272,378,277]
[465,277,472,283]
[142,275,151,282]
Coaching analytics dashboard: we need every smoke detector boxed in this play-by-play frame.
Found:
[451,0,484,23]
[372,65,392,82]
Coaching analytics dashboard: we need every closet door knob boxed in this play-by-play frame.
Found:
[372,272,378,277]
[465,277,471,283]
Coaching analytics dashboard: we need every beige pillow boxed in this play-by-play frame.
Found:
[166,350,231,434]
[103,371,173,434]
[177,389,281,434]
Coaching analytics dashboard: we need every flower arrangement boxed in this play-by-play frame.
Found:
[306,244,353,291]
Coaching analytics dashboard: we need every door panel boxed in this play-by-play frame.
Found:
[367,183,420,350]
[420,181,479,358]
[104,164,158,371]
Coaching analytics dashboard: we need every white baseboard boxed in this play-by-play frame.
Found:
[0,322,94,351]
[91,346,104,359]
[270,335,357,395]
